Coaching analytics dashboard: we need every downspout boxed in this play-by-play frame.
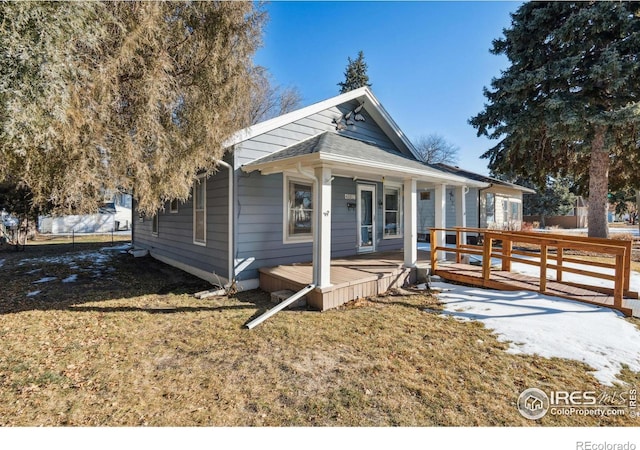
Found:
[478,183,493,229]
[217,160,234,288]
[245,284,316,329]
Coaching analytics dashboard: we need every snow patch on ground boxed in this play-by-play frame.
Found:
[26,290,41,297]
[101,243,132,252]
[18,251,112,268]
[62,274,78,283]
[432,281,640,386]
[32,276,57,284]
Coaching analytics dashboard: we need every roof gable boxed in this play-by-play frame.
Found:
[227,87,418,159]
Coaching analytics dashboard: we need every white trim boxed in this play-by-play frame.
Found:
[357,184,376,253]
[313,166,332,288]
[383,182,403,240]
[283,174,314,244]
[403,178,417,268]
[193,174,207,246]
[243,151,487,188]
[150,252,229,287]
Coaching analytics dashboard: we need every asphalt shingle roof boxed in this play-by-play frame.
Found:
[244,131,445,175]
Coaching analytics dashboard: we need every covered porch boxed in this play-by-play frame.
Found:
[242,132,486,310]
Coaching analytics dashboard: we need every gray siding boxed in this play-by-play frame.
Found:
[417,188,478,231]
[133,168,229,280]
[235,173,405,282]
[234,100,399,167]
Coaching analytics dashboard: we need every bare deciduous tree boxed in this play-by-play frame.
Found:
[413,134,460,165]
[249,66,302,125]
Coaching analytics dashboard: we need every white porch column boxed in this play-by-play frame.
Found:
[455,185,467,246]
[313,166,332,288]
[434,183,447,259]
[403,178,417,267]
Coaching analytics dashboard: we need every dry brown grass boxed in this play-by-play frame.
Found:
[0,240,639,426]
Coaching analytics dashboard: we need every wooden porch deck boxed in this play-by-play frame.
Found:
[259,251,430,311]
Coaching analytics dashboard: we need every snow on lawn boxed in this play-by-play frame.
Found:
[26,290,41,297]
[62,274,78,283]
[32,276,57,284]
[432,281,640,386]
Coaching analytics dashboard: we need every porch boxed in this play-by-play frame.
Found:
[259,250,431,311]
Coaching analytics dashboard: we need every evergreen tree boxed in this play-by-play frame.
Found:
[0,1,265,215]
[522,177,576,228]
[470,2,640,238]
[337,51,372,93]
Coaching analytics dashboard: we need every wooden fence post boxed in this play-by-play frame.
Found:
[502,237,512,272]
[430,228,438,274]
[540,244,547,293]
[614,252,624,309]
[482,235,493,283]
[556,246,564,282]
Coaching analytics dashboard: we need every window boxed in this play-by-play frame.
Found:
[193,176,206,245]
[284,176,313,242]
[152,213,159,236]
[511,201,520,222]
[384,185,402,238]
[485,193,495,225]
[502,199,509,224]
[170,199,179,213]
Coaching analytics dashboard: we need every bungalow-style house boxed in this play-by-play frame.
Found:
[417,164,536,240]
[132,87,491,310]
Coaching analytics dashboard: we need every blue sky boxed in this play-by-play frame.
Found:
[254,1,523,175]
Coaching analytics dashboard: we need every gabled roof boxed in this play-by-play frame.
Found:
[226,87,419,159]
[242,131,487,187]
[434,163,536,194]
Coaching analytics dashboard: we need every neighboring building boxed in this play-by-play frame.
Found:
[132,88,490,309]
[524,196,588,229]
[38,191,132,234]
[418,164,535,237]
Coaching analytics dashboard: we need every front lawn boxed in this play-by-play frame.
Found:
[0,240,638,426]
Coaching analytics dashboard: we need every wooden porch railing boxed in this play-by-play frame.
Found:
[428,227,634,309]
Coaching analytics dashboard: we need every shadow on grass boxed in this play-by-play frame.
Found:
[0,247,271,317]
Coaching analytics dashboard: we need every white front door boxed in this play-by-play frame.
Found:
[357,184,375,253]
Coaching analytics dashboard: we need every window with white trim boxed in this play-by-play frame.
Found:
[193,176,206,245]
[170,199,179,213]
[383,185,402,238]
[284,176,313,243]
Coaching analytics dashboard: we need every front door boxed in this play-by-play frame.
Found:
[357,184,375,253]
